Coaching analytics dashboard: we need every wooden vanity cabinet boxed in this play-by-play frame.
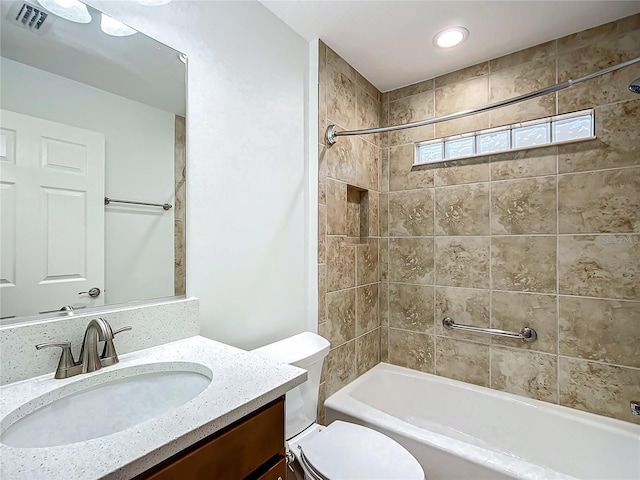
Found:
[251,458,287,480]
[138,397,286,480]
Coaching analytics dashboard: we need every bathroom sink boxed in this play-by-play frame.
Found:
[1,366,211,448]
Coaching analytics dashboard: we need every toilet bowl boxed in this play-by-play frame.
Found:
[287,421,425,480]
[252,332,425,480]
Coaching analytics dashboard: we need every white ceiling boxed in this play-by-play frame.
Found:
[260,0,640,92]
[1,0,186,115]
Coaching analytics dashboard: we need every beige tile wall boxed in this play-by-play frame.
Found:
[318,42,382,423]
[378,14,640,424]
[174,115,186,296]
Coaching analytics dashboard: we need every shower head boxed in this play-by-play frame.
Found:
[630,78,640,94]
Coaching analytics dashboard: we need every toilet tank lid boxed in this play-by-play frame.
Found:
[252,332,330,367]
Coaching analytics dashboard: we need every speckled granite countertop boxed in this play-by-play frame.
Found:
[0,336,306,480]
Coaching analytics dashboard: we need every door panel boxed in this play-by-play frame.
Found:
[0,110,105,319]
[41,136,89,174]
[41,187,87,281]
[0,127,16,164]
[0,181,16,287]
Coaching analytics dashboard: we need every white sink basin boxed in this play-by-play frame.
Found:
[1,365,211,448]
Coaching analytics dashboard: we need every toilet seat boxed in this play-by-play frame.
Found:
[294,421,425,480]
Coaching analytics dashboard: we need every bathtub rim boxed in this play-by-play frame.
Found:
[324,362,640,480]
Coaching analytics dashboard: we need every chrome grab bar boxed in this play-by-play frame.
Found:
[104,197,172,211]
[442,317,537,342]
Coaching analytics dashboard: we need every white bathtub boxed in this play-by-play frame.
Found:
[325,363,640,480]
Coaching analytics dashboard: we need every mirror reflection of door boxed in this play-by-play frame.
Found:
[0,110,105,318]
[0,0,186,322]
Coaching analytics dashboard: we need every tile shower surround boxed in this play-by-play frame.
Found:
[317,14,640,425]
[317,40,383,424]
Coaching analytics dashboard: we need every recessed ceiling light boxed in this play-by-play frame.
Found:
[433,26,469,48]
[37,0,91,23]
[100,13,137,37]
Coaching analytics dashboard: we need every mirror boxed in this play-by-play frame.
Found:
[0,0,186,323]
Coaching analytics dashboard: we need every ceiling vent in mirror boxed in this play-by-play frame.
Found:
[13,3,48,30]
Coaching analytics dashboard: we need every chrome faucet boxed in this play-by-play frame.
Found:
[79,318,113,373]
[35,318,131,379]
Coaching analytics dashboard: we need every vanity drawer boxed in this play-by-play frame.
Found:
[254,457,286,480]
[143,397,284,480]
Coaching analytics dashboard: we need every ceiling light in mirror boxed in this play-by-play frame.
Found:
[100,13,137,37]
[433,26,469,48]
[37,0,91,23]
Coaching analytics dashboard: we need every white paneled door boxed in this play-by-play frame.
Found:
[0,110,105,319]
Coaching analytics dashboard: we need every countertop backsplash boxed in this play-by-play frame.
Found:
[0,298,199,385]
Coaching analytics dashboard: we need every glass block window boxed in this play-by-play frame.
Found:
[445,137,474,159]
[477,129,510,154]
[553,113,593,142]
[414,109,594,166]
[418,142,443,163]
[513,122,550,148]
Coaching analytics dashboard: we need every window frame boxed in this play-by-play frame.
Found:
[413,109,595,166]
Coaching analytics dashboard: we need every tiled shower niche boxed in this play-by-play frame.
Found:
[346,185,370,242]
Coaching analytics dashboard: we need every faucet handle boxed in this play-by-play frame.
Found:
[35,342,78,379]
[100,326,132,366]
[113,326,132,336]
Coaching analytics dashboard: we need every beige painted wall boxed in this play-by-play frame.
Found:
[319,14,640,424]
[90,0,311,349]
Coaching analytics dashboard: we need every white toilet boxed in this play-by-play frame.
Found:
[253,332,425,480]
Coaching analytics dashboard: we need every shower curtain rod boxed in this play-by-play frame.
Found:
[325,56,640,145]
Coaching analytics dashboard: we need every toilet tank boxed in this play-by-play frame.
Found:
[252,332,330,440]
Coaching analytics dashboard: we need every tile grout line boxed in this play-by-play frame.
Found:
[381,183,391,362]
[555,354,640,372]
[555,116,562,404]
[432,142,437,374]
[325,96,331,336]
[323,45,329,342]
[486,61,493,389]
[386,184,390,361]
[376,233,640,240]
[487,56,493,134]
[383,99,390,363]
[353,74,359,380]
[380,163,640,194]
[353,240,359,378]
[379,281,640,304]
[554,43,561,404]
[488,99,493,387]
[319,45,324,331]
